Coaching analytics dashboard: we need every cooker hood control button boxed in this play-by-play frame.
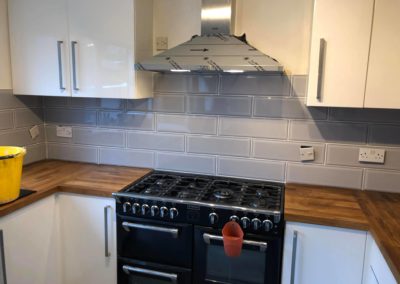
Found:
[241,217,250,229]
[229,215,239,222]
[141,204,150,215]
[160,206,169,218]
[263,220,273,232]
[132,203,140,215]
[209,212,218,225]
[169,208,178,219]
[122,202,131,213]
[150,205,159,217]
[252,218,261,230]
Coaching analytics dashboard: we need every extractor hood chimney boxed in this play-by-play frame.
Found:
[136,0,284,74]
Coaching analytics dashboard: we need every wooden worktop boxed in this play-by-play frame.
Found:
[285,184,370,230]
[0,160,151,217]
[0,161,399,282]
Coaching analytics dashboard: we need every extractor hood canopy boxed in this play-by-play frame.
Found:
[136,0,284,74]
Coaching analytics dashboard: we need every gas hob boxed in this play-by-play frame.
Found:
[114,171,285,234]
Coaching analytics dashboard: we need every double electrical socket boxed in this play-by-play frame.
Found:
[358,148,385,164]
[56,126,72,138]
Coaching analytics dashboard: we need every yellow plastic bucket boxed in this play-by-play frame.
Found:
[0,146,26,204]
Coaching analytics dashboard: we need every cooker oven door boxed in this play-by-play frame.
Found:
[117,215,193,268]
[118,257,192,284]
[193,226,282,284]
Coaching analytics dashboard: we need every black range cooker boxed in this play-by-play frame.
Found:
[113,171,285,284]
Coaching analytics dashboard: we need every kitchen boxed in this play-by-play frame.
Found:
[0,0,399,283]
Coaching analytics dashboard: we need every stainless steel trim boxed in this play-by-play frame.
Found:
[122,265,178,283]
[202,233,267,252]
[113,192,282,216]
[0,230,7,284]
[104,206,112,257]
[57,41,65,90]
[122,222,179,238]
[201,0,232,35]
[290,230,298,284]
[317,38,326,101]
[71,41,79,91]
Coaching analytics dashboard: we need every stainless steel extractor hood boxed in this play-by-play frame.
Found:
[136,0,284,74]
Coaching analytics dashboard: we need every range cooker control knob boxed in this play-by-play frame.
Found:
[141,204,150,215]
[160,206,169,218]
[229,215,239,222]
[150,205,159,217]
[263,220,274,232]
[169,208,179,219]
[241,217,251,229]
[209,212,219,225]
[252,218,261,230]
[122,202,131,213]
[132,203,140,215]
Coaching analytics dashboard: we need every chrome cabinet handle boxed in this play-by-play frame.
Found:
[202,233,268,252]
[0,230,7,284]
[57,41,65,90]
[122,222,179,238]
[122,265,178,283]
[71,41,79,91]
[317,38,326,101]
[104,206,112,257]
[290,230,298,284]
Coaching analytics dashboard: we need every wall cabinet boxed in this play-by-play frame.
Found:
[0,193,116,284]
[306,0,374,108]
[0,0,12,90]
[58,194,117,284]
[307,0,400,109]
[8,0,153,99]
[364,0,400,109]
[281,222,367,284]
[363,233,397,284]
[0,196,61,284]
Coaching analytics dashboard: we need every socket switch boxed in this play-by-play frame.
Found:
[29,125,40,139]
[300,146,315,162]
[156,36,168,51]
[56,126,72,138]
[358,148,385,164]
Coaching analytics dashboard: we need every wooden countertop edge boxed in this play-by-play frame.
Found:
[0,188,58,218]
[284,213,370,231]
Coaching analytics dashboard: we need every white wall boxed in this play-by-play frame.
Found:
[153,0,313,74]
[0,0,12,89]
[235,0,313,74]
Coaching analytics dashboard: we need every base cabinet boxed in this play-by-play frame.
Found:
[363,233,397,284]
[0,193,116,284]
[281,222,367,284]
[58,194,117,284]
[0,196,61,284]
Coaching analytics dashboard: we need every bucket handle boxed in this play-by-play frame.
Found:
[202,233,268,252]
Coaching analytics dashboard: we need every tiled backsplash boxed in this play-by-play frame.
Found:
[3,74,400,193]
[0,90,46,164]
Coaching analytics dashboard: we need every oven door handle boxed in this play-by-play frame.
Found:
[122,221,179,238]
[202,233,268,252]
[122,265,178,283]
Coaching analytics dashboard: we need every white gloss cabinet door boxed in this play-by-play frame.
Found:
[363,233,397,284]
[67,0,133,98]
[0,196,61,284]
[364,0,400,109]
[306,0,374,107]
[58,193,117,284]
[281,222,367,284]
[7,0,71,96]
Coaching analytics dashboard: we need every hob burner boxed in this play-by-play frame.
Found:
[213,188,234,200]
